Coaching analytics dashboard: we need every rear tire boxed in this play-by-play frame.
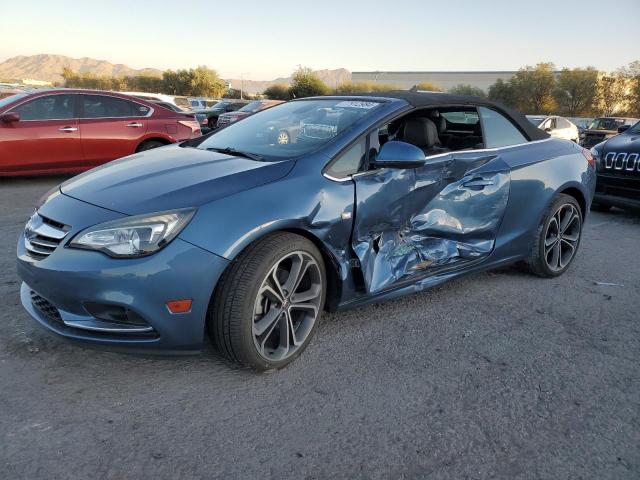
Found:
[208,233,326,371]
[526,194,583,278]
[136,140,165,152]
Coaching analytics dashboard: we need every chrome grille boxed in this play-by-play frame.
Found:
[30,291,63,325]
[24,212,70,259]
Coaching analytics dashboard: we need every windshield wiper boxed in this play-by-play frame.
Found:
[206,147,264,161]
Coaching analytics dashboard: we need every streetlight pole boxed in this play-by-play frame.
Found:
[239,72,250,100]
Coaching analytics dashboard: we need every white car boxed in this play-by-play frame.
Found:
[526,115,580,142]
[121,91,182,110]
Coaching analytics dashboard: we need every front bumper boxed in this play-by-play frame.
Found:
[16,193,229,353]
[594,172,640,210]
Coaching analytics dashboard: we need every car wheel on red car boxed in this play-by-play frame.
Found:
[136,140,165,152]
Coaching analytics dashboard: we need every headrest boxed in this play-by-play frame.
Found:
[403,118,439,148]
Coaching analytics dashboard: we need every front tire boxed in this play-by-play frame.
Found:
[209,233,326,371]
[526,194,583,278]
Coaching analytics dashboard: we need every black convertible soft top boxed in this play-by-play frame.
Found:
[354,91,549,142]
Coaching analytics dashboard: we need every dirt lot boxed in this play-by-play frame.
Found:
[1,176,639,479]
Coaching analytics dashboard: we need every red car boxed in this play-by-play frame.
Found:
[0,89,201,176]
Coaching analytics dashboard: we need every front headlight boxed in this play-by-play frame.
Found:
[69,208,196,258]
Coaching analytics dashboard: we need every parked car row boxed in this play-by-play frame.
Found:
[0,89,201,176]
[3,86,639,217]
[216,100,284,128]
[194,100,249,132]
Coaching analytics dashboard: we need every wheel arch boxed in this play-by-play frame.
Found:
[281,228,343,312]
[135,136,174,152]
[213,225,344,313]
[558,185,586,217]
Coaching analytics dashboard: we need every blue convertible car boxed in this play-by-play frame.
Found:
[17,92,596,370]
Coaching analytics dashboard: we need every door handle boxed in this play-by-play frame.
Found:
[462,178,494,189]
[126,122,143,128]
[59,126,78,133]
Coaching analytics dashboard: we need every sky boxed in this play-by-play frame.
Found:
[1,0,639,80]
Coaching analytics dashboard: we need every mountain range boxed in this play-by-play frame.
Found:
[0,54,351,94]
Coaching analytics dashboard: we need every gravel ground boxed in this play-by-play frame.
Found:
[1,176,639,480]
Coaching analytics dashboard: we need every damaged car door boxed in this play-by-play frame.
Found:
[352,141,511,293]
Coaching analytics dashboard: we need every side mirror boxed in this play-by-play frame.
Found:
[0,112,20,123]
[617,125,630,133]
[544,127,552,132]
[371,141,426,169]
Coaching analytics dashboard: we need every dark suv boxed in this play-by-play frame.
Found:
[194,101,249,132]
[591,121,640,210]
[581,117,639,148]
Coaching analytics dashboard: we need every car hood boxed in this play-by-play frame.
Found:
[61,144,295,215]
[602,132,640,154]
[583,128,617,136]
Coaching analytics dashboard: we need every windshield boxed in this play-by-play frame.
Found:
[196,99,382,160]
[588,118,625,130]
[526,116,544,126]
[628,121,640,134]
[0,93,28,109]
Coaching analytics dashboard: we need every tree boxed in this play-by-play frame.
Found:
[263,83,290,100]
[189,66,226,97]
[336,81,399,94]
[224,88,254,100]
[510,63,557,114]
[288,66,330,98]
[487,63,557,113]
[449,84,486,97]
[596,73,629,116]
[553,67,598,116]
[127,74,163,92]
[620,60,640,116]
[488,78,516,106]
[161,67,225,97]
[411,81,443,92]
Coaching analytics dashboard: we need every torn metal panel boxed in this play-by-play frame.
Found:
[353,156,511,293]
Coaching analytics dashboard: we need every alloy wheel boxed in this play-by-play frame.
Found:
[252,251,322,361]
[544,203,581,272]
